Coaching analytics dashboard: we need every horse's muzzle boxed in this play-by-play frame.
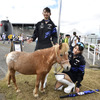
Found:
[63,64,71,72]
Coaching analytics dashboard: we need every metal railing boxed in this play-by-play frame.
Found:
[88,43,100,65]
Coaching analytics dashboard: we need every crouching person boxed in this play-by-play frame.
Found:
[55,42,86,93]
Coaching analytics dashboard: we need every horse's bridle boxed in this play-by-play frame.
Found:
[55,50,69,65]
[54,48,70,73]
[59,60,69,65]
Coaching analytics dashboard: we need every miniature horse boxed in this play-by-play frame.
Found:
[6,43,71,97]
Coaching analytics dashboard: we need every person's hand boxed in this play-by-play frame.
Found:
[75,87,80,93]
[27,38,33,43]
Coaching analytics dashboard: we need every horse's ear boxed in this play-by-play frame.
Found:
[59,43,62,49]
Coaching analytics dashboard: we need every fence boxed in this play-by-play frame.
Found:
[84,37,100,44]
[88,43,100,65]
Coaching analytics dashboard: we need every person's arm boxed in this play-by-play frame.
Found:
[74,37,77,45]
[51,27,58,45]
[75,40,77,45]
[27,23,38,43]
[75,68,84,93]
[76,69,85,88]
[76,59,86,92]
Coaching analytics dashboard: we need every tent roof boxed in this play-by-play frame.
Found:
[66,28,85,37]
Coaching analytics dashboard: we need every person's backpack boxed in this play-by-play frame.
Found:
[70,36,75,47]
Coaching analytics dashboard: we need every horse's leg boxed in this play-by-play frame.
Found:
[33,74,41,97]
[40,74,46,93]
[7,70,11,87]
[43,73,48,88]
[10,69,20,92]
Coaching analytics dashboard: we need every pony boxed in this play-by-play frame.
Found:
[6,43,71,97]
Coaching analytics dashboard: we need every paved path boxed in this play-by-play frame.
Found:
[0,41,36,80]
[0,41,100,80]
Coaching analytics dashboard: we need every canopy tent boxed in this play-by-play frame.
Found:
[67,28,85,37]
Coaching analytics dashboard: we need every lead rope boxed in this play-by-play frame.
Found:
[82,84,100,94]
[53,63,62,74]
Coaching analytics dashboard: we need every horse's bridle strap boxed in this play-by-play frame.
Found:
[60,60,69,64]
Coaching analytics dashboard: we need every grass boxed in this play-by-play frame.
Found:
[85,44,88,49]
[84,44,94,50]
[0,68,100,100]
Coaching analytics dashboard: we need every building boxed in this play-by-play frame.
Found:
[12,23,35,38]
[85,33,99,44]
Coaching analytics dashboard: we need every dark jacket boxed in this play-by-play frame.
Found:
[63,52,86,88]
[32,19,58,50]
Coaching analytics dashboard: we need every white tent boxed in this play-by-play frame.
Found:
[65,28,86,43]
[66,28,85,37]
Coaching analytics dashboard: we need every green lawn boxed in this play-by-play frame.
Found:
[0,68,100,100]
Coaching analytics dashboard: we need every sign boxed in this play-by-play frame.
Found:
[15,44,21,51]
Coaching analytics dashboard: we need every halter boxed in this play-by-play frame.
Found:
[54,46,69,73]
[55,47,69,65]
[59,60,69,64]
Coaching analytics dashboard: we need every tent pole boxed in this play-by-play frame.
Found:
[54,0,62,73]
[57,0,62,43]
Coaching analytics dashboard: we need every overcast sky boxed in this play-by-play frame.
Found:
[0,0,100,36]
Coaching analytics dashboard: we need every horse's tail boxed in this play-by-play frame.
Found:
[5,69,10,81]
[5,54,8,58]
[5,53,10,81]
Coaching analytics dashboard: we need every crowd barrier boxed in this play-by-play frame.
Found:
[88,43,100,65]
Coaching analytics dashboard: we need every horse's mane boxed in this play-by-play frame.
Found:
[54,43,69,54]
[33,43,69,57]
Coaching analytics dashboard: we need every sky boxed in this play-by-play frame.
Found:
[0,0,100,36]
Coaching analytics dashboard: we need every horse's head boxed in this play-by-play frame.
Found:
[55,43,71,71]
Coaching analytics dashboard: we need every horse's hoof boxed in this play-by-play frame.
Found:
[8,84,11,87]
[33,89,39,97]
[33,94,39,98]
[16,89,21,93]
[40,89,45,93]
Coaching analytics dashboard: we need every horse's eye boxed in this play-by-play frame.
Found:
[60,54,63,57]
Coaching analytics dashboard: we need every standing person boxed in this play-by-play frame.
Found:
[64,34,71,45]
[70,32,78,52]
[8,34,13,44]
[28,7,58,50]
[27,7,58,88]
[64,34,69,44]
[55,42,86,93]
[78,36,81,42]
[59,34,62,44]
[0,35,2,41]
[2,33,6,44]
[19,33,24,47]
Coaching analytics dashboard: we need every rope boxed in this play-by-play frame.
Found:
[57,67,62,73]
[82,84,100,94]
[53,63,62,74]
